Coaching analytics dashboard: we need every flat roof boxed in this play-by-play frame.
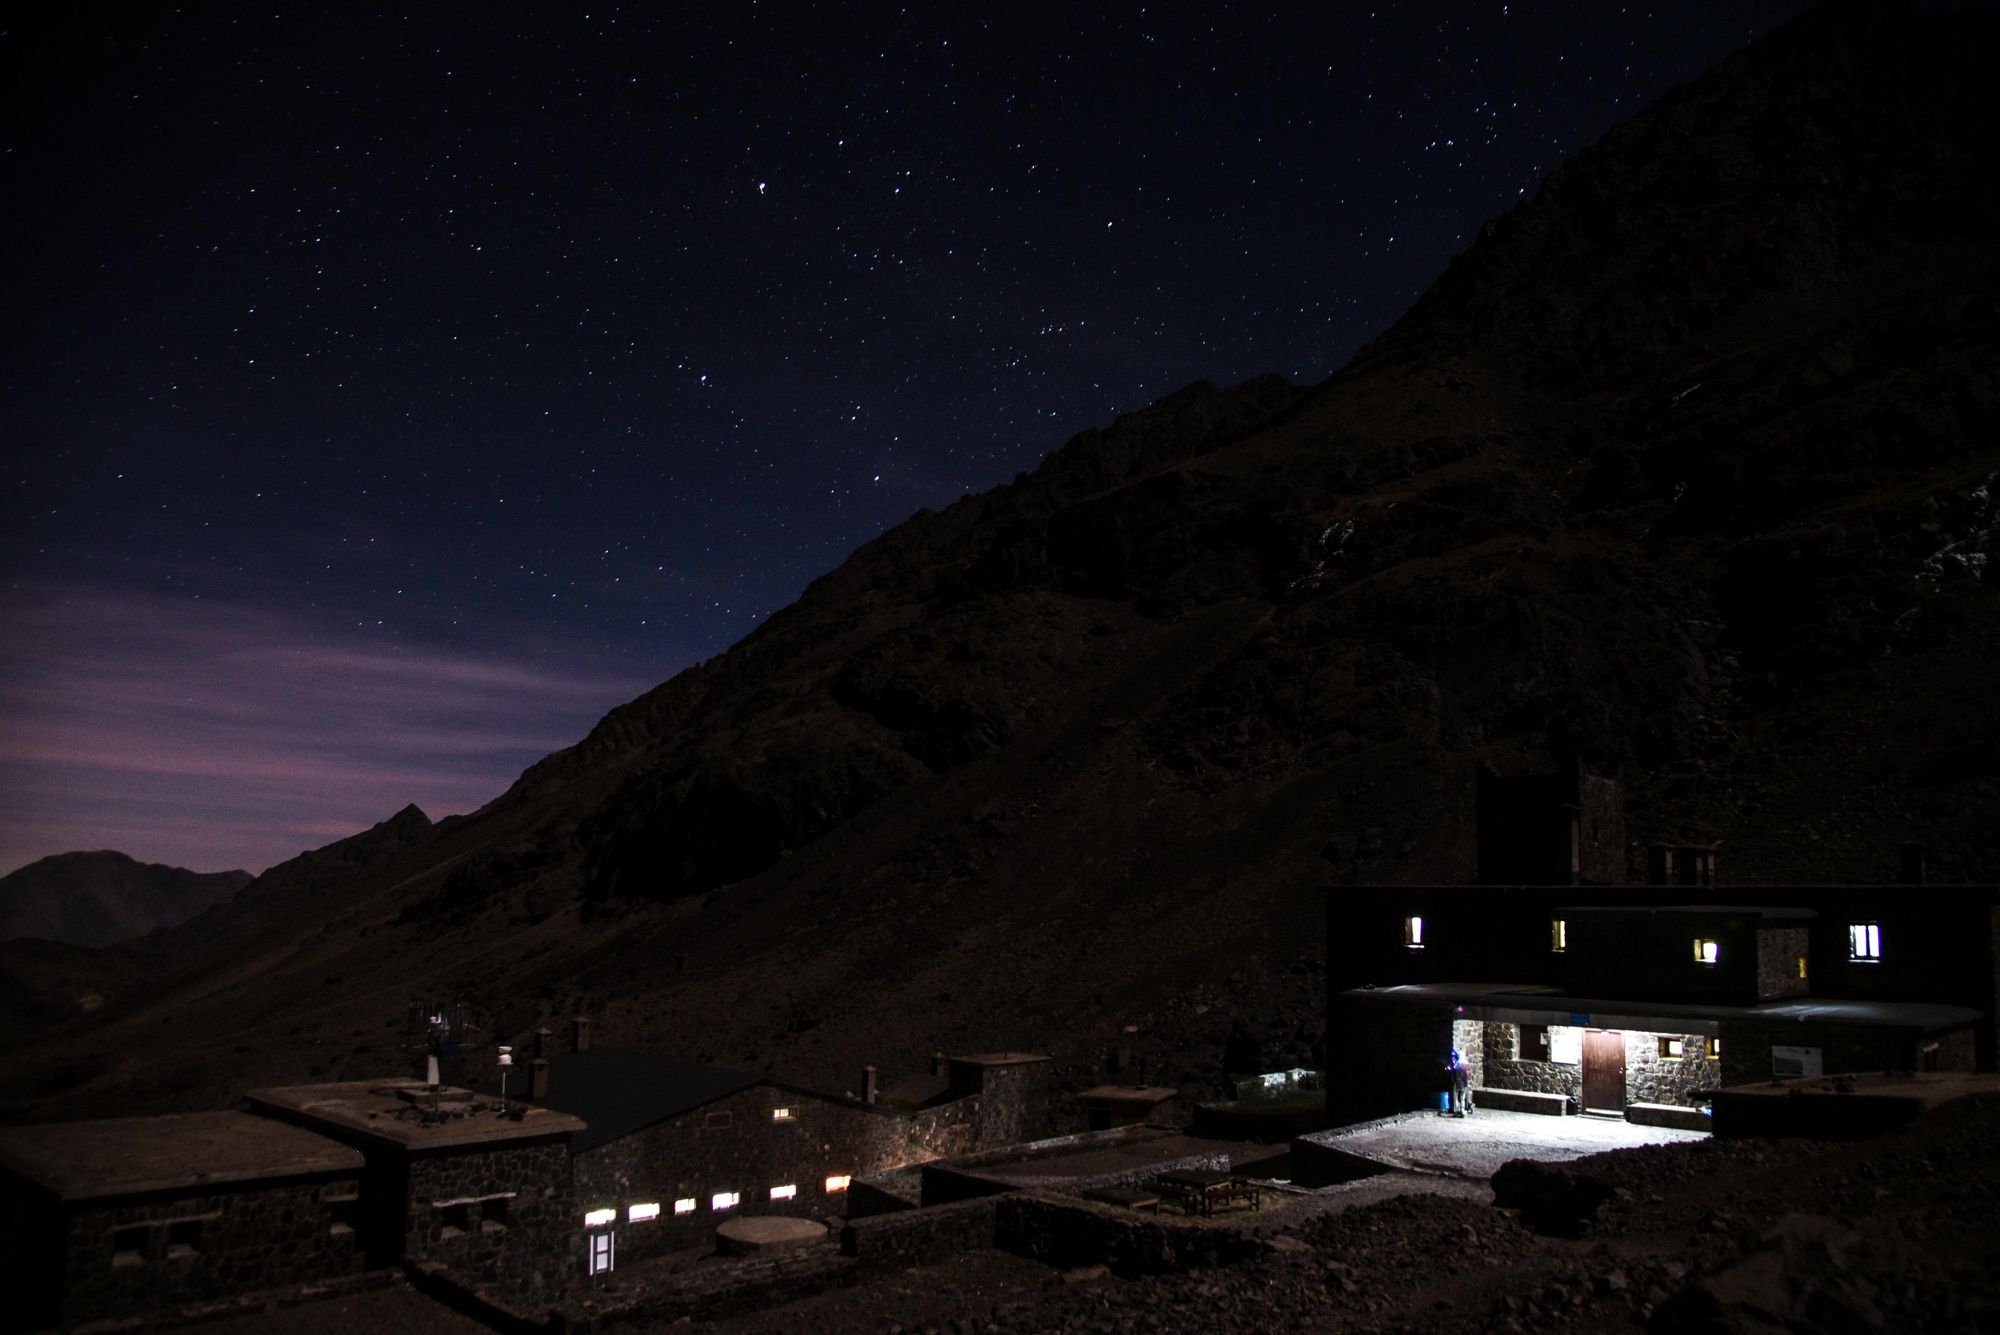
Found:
[1077,1085,1179,1106]
[1554,904,1815,919]
[489,1050,760,1153]
[246,1079,585,1152]
[949,1052,1050,1066]
[1342,982,1982,1033]
[0,1110,362,1202]
[1715,1070,2000,1106]
[945,1130,1262,1186]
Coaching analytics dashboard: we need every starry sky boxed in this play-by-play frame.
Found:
[1,3,1821,877]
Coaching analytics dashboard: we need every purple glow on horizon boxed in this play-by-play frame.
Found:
[0,586,662,876]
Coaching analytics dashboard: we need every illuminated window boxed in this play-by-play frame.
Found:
[1693,938,1719,966]
[1658,1037,1685,1059]
[772,1106,795,1121]
[628,1202,660,1223]
[1706,1037,1721,1060]
[1404,915,1425,949]
[1848,923,1881,962]
[582,1207,616,1229]
[1797,954,1808,980]
[770,1183,797,1201]
[673,1198,696,1216]
[711,1191,740,1212]
[824,1174,851,1194]
[588,1231,613,1275]
[1550,918,1567,952]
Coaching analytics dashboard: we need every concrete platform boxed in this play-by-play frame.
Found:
[1626,1102,1712,1133]
[1294,1107,1708,1185]
[715,1215,829,1256]
[1712,1070,2000,1140]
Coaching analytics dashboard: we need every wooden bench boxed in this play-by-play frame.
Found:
[1470,1088,1569,1116]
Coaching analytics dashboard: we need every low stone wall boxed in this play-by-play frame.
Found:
[994,1194,1267,1277]
[554,1247,853,1332]
[840,1196,1000,1272]
[1474,1088,1568,1115]
[1626,1103,1712,1133]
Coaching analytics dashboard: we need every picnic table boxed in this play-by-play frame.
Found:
[1151,1168,1262,1217]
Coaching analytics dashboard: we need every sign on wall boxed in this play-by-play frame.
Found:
[1770,1045,1823,1077]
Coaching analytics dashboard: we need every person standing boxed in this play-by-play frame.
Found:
[1446,1048,1472,1117]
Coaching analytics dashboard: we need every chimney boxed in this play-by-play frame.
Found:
[932,1052,947,1077]
[530,1057,550,1101]
[1900,841,1928,885]
[572,1016,591,1054]
[862,1064,878,1105]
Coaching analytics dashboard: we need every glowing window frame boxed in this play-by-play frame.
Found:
[1848,922,1881,962]
[1692,937,1719,966]
[1404,915,1425,949]
[824,1174,851,1194]
[627,1202,660,1223]
[711,1191,740,1212]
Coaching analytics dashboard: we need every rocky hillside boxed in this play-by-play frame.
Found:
[2,0,1994,1122]
[0,851,249,949]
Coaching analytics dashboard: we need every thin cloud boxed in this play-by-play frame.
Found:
[0,584,662,876]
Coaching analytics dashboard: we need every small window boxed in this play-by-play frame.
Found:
[705,1111,733,1129]
[673,1198,696,1216]
[327,1196,360,1237]
[1403,915,1424,949]
[481,1198,509,1234]
[1517,1024,1550,1060]
[769,1183,797,1201]
[582,1207,616,1229]
[165,1219,203,1260]
[824,1174,851,1194]
[588,1230,614,1275]
[1848,923,1881,962]
[1550,918,1567,952]
[111,1225,150,1267]
[771,1106,795,1121]
[439,1203,470,1238]
[1658,1037,1685,1059]
[628,1201,660,1223]
[711,1191,740,1212]
[1705,1037,1721,1060]
[1693,937,1719,966]
[1797,954,1808,980]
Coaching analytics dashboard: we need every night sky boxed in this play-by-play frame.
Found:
[1,3,1819,876]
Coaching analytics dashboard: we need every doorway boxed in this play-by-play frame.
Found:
[1581,1029,1627,1113]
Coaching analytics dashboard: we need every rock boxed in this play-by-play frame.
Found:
[1491,1159,1615,1237]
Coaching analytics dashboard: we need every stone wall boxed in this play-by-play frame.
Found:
[1756,926,1811,1001]
[840,1197,1001,1272]
[404,1138,572,1309]
[964,1061,1053,1150]
[1717,1018,1938,1086]
[1477,1022,1719,1108]
[994,1194,1267,1276]
[52,1172,364,1327]
[572,1081,982,1260]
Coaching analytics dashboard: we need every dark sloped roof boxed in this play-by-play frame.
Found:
[490,1050,760,1152]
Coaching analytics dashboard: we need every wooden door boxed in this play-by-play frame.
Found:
[1581,1029,1626,1112]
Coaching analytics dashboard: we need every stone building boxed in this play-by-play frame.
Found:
[245,1078,584,1308]
[0,1111,367,1329]
[1327,769,1999,1121]
[500,1045,1050,1269]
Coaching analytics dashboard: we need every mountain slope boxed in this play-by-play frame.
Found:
[0,851,249,949]
[4,0,1995,1122]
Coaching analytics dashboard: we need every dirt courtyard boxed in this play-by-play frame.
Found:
[1299,1107,1709,1183]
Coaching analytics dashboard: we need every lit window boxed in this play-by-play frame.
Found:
[1848,923,1881,962]
[582,1208,616,1229]
[772,1106,795,1121]
[588,1231,613,1275]
[1706,1037,1721,1060]
[1797,954,1808,980]
[770,1183,797,1201]
[1658,1037,1685,1059]
[1404,915,1424,949]
[628,1202,660,1223]
[1693,938,1719,966]
[673,1198,696,1216]
[1550,918,1567,952]
[824,1174,851,1194]
[711,1191,740,1212]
